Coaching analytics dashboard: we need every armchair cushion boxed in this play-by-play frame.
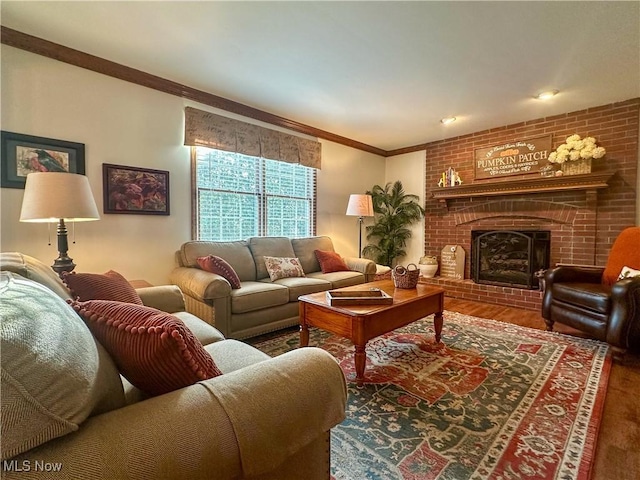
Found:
[70,300,222,396]
[62,270,143,305]
[551,282,611,314]
[1,272,124,461]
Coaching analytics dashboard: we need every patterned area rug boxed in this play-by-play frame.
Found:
[249,311,611,480]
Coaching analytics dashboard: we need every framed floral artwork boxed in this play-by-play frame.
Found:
[0,131,86,189]
[102,163,170,215]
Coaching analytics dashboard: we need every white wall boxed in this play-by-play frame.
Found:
[1,46,385,284]
[317,140,385,258]
[385,151,426,266]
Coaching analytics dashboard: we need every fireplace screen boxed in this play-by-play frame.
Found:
[471,230,550,289]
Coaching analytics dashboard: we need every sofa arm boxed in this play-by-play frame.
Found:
[4,348,346,480]
[343,256,377,276]
[170,266,232,301]
[136,285,186,313]
[206,347,347,476]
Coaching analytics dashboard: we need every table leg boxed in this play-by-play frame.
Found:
[299,322,309,347]
[434,311,443,343]
[354,343,367,387]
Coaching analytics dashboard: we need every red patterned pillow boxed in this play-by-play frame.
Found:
[69,300,222,396]
[62,270,143,304]
[197,255,242,289]
[314,250,350,273]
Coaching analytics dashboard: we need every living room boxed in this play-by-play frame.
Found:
[1,2,639,479]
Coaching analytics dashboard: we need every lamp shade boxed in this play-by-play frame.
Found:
[20,172,100,223]
[346,194,374,217]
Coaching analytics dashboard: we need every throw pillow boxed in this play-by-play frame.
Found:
[1,272,125,461]
[263,256,305,281]
[618,265,640,281]
[197,255,242,289]
[314,250,350,273]
[69,300,223,396]
[62,270,143,304]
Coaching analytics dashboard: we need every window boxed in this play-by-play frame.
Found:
[194,146,316,241]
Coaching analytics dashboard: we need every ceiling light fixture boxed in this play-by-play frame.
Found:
[440,117,456,125]
[535,90,559,100]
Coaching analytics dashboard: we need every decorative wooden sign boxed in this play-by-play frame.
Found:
[440,245,465,280]
[474,135,552,180]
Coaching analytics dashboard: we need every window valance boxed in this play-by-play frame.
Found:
[184,107,321,169]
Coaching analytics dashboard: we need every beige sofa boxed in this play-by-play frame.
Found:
[170,236,376,339]
[1,253,347,479]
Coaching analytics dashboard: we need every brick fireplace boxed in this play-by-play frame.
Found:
[420,99,639,311]
[471,229,550,290]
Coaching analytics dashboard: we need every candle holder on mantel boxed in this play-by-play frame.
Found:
[437,167,463,187]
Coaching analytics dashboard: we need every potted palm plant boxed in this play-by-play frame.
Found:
[362,181,425,267]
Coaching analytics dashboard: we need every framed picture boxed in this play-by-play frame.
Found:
[102,163,170,215]
[1,131,85,189]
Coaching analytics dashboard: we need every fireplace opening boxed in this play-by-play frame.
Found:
[471,230,550,289]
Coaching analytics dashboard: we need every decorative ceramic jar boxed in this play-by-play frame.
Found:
[418,255,438,278]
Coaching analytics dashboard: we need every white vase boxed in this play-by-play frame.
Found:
[419,264,438,278]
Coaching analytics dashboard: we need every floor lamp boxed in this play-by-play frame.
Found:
[20,172,100,276]
[346,194,374,258]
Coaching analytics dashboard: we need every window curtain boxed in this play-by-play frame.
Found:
[184,107,321,169]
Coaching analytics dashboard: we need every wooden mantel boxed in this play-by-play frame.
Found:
[431,171,615,208]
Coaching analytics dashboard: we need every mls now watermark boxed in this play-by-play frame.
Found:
[3,460,63,472]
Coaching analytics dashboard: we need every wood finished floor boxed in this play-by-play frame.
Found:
[444,297,640,480]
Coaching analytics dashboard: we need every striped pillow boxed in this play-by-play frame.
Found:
[62,270,143,304]
[70,300,222,396]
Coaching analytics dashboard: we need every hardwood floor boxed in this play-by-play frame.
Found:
[444,297,640,480]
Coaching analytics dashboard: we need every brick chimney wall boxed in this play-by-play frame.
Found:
[421,98,639,311]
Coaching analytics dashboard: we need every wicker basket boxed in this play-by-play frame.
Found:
[392,264,420,289]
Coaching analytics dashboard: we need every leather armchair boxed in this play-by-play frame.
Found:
[542,227,640,358]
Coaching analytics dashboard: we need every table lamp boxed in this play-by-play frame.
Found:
[345,194,374,258]
[20,172,100,275]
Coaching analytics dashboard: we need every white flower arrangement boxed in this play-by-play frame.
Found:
[548,134,606,164]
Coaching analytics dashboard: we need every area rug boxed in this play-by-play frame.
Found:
[249,311,611,480]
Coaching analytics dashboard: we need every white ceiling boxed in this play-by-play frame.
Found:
[2,1,639,152]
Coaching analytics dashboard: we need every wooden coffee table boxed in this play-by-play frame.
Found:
[298,280,445,386]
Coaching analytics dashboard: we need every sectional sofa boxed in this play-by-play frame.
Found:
[170,236,377,339]
[1,252,347,479]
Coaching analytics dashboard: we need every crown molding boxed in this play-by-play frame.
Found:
[1,26,389,157]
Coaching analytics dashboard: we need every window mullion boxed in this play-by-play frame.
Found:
[259,158,266,237]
